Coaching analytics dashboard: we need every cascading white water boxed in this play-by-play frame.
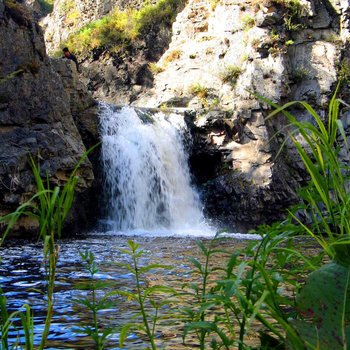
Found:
[99,103,206,233]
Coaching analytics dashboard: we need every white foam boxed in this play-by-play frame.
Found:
[88,229,261,240]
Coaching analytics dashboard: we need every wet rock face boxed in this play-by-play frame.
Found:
[0,1,99,235]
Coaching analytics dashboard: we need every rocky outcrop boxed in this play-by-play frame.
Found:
[0,0,99,235]
[40,0,185,104]
[133,0,345,230]
[37,0,350,230]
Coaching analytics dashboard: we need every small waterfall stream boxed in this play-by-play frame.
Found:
[99,104,207,234]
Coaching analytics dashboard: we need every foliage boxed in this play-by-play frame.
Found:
[181,238,236,349]
[220,65,242,87]
[0,157,85,349]
[179,81,350,347]
[0,296,34,350]
[1,83,350,350]
[66,9,80,26]
[339,59,350,83]
[134,0,186,35]
[64,0,185,55]
[73,250,117,349]
[242,14,255,31]
[280,0,306,31]
[251,0,306,31]
[189,83,209,99]
[118,240,176,349]
[295,261,350,348]
[65,9,135,55]
[210,0,220,11]
[59,0,75,14]
[163,49,182,65]
[258,83,350,348]
[0,145,98,349]
[148,62,165,74]
[181,232,317,349]
[0,69,25,84]
[262,83,350,257]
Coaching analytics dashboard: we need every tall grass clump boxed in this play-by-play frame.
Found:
[261,82,350,257]
[220,65,242,87]
[135,0,186,35]
[255,82,350,348]
[0,146,97,349]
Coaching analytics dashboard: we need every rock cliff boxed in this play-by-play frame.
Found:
[0,0,99,235]
[30,0,350,230]
[135,0,349,229]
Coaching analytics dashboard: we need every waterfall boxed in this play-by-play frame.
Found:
[99,104,207,233]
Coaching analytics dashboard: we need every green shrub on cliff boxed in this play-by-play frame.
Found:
[135,0,186,34]
[220,65,242,87]
[64,0,186,55]
[65,9,135,55]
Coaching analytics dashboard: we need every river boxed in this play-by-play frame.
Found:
[0,232,260,349]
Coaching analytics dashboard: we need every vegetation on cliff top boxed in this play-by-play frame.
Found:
[61,0,186,56]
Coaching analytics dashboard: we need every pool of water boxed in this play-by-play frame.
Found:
[0,233,258,349]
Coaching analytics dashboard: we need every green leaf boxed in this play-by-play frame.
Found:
[144,285,176,297]
[114,289,138,301]
[127,240,140,252]
[188,257,203,273]
[196,240,208,256]
[296,261,350,349]
[119,323,144,347]
[139,263,173,273]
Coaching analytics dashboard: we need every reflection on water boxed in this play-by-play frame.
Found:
[0,233,253,349]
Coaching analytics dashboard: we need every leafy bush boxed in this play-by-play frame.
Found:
[65,9,135,55]
[189,83,209,99]
[242,14,255,30]
[63,0,185,55]
[220,65,242,87]
[135,0,186,35]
